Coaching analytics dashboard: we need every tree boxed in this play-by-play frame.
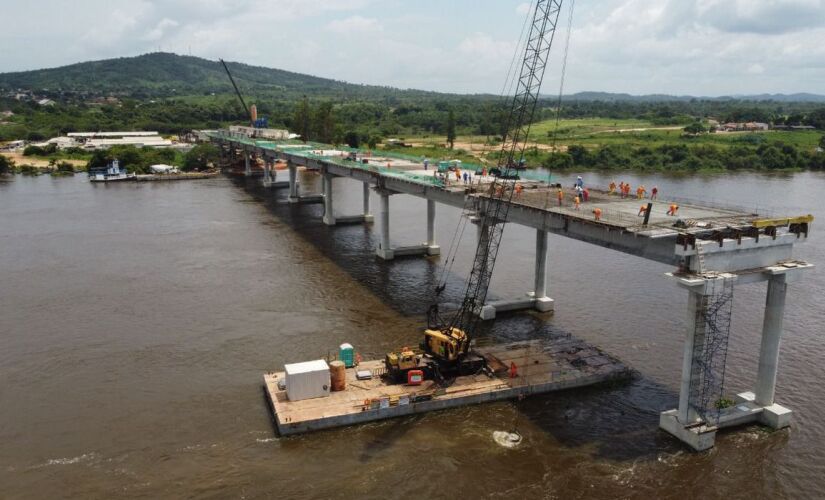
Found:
[343,131,360,148]
[0,154,14,174]
[292,96,311,142]
[683,121,707,135]
[182,143,220,171]
[446,109,456,149]
[312,101,335,143]
[819,135,825,150]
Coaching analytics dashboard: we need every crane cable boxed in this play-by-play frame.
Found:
[543,0,576,211]
[512,1,576,441]
[436,1,535,295]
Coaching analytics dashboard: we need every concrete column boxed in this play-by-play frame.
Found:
[288,161,299,202]
[426,200,440,255]
[363,183,371,216]
[244,152,251,176]
[755,275,788,406]
[678,289,703,424]
[263,159,271,185]
[322,172,335,226]
[375,192,393,260]
[534,229,548,299]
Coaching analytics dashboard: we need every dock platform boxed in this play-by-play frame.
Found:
[264,338,631,436]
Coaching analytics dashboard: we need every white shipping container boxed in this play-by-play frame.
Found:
[284,359,331,401]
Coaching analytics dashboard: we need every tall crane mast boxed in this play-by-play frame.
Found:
[449,0,564,345]
[219,58,254,127]
[386,0,566,382]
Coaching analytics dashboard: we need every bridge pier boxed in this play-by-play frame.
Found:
[475,222,553,320]
[426,200,440,255]
[322,172,336,225]
[244,152,251,177]
[262,159,276,186]
[362,183,374,223]
[530,230,554,311]
[287,161,299,201]
[374,192,434,260]
[321,172,372,225]
[660,267,808,451]
[375,191,394,259]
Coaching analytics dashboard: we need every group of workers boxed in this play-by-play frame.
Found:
[555,176,681,221]
[434,166,474,186]
[608,181,659,200]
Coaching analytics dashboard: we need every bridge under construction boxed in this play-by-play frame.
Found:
[209,130,813,451]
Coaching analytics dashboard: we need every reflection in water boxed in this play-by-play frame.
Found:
[1,170,823,498]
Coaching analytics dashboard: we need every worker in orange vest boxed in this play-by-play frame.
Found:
[593,207,602,221]
[638,204,648,216]
[574,195,581,210]
[637,185,646,199]
[515,183,523,198]
[557,187,564,206]
[609,181,617,194]
[667,203,679,216]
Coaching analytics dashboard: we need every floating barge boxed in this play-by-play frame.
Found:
[264,338,630,436]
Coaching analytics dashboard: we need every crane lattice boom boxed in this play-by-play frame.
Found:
[448,0,564,346]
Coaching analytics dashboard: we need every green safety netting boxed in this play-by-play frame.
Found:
[208,130,552,187]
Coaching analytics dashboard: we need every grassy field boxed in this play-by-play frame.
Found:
[398,117,823,164]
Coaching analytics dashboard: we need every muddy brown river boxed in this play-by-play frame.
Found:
[1,170,823,498]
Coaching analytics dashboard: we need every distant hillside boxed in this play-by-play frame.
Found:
[0,52,446,100]
[2,52,824,104]
[563,91,825,103]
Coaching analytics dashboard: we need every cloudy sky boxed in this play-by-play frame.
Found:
[1,0,824,96]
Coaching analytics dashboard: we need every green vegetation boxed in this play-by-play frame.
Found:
[3,52,825,174]
[86,145,183,174]
[446,109,456,149]
[0,154,13,174]
[535,141,825,172]
[49,160,76,176]
[182,144,219,171]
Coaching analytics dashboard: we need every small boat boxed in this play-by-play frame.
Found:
[88,159,136,182]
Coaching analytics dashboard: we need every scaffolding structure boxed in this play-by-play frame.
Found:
[687,276,735,426]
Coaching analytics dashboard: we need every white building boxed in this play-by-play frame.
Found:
[66,131,174,150]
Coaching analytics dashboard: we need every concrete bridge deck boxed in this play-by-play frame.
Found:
[209,129,814,451]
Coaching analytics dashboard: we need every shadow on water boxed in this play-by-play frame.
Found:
[233,175,487,317]
[234,176,685,459]
[483,313,684,461]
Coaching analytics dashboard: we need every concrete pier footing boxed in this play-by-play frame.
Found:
[660,266,808,451]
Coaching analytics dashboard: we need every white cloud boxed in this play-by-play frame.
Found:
[747,63,766,75]
[143,18,180,41]
[326,15,381,34]
[1,0,825,96]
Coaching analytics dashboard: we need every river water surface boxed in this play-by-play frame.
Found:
[1,170,823,498]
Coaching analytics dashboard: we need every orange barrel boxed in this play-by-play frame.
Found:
[329,360,346,391]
